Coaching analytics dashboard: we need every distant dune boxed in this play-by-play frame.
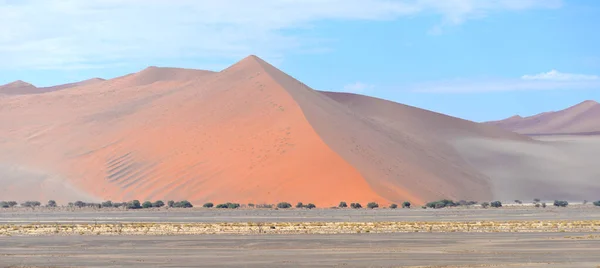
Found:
[1,56,599,206]
[486,100,600,135]
[0,78,105,95]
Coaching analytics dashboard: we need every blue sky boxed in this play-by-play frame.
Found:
[1,0,598,122]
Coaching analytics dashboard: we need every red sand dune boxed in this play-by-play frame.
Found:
[487,100,600,135]
[0,55,543,206]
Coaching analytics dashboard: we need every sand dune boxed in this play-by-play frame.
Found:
[487,100,600,135]
[1,55,598,205]
[0,78,105,95]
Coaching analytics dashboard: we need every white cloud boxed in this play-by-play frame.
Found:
[0,0,561,70]
[521,69,599,81]
[342,82,375,93]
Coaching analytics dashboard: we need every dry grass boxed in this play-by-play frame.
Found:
[1,220,599,236]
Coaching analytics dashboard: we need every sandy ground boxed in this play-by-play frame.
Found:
[1,233,599,267]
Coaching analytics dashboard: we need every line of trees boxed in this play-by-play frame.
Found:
[3,198,600,209]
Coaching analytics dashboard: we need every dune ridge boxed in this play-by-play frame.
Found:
[487,100,600,135]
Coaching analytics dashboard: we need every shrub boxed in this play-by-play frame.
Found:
[101,201,113,208]
[216,202,239,209]
[490,201,502,208]
[389,203,398,209]
[593,201,600,206]
[553,200,568,207]
[366,202,379,209]
[296,202,304,208]
[153,200,165,208]
[514,200,522,204]
[481,202,490,208]
[248,203,255,207]
[402,201,411,208]
[127,200,142,209]
[0,201,9,208]
[535,203,541,208]
[7,201,17,207]
[203,202,214,208]
[426,199,456,209]
[256,204,273,209]
[338,201,348,208]
[421,206,427,209]
[142,201,153,208]
[112,202,124,208]
[47,200,57,207]
[277,202,292,209]
[583,200,588,205]
[542,202,547,208]
[74,201,86,208]
[305,203,316,209]
[21,201,41,208]
[350,202,362,209]
[533,198,541,203]
[226,203,239,209]
[174,200,193,208]
[167,200,175,207]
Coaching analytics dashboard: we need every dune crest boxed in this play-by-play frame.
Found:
[487,100,600,135]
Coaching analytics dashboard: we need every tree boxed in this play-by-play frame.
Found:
[305,203,316,209]
[203,202,214,208]
[338,201,348,208]
[277,202,292,209]
[553,200,568,207]
[21,201,41,208]
[142,201,153,208]
[127,200,142,209]
[248,203,255,208]
[47,200,57,207]
[389,203,398,209]
[167,200,175,208]
[533,198,541,203]
[402,201,411,208]
[366,202,378,209]
[350,202,362,209]
[174,200,193,208]
[216,202,239,209]
[74,201,86,208]
[593,201,600,206]
[7,201,17,207]
[296,202,304,208]
[490,201,502,208]
[0,201,9,208]
[426,200,457,209]
[101,201,113,208]
[542,202,547,208]
[481,202,490,208]
[153,200,165,208]
[514,200,522,204]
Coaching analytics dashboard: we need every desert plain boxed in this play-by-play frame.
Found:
[1,204,600,267]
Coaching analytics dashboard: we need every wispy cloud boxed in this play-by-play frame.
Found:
[0,0,561,70]
[412,70,600,93]
[521,69,599,81]
[342,82,375,93]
